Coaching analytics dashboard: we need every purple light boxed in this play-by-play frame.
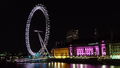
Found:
[69,47,73,56]
[76,47,84,56]
[86,47,94,56]
[94,46,99,56]
[76,46,96,56]
[73,45,101,56]
[69,43,103,57]
[101,43,106,56]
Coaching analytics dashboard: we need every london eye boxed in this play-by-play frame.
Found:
[25,4,50,57]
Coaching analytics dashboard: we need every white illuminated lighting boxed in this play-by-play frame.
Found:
[80,64,84,68]
[58,62,60,68]
[54,62,57,68]
[72,64,76,68]
[61,62,64,68]
[111,55,120,59]
[102,65,106,68]
[25,4,50,56]
[110,65,114,68]
[48,62,51,68]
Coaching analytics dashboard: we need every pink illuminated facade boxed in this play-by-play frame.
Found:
[69,41,107,57]
[75,46,100,56]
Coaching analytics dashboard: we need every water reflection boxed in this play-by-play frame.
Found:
[24,63,34,68]
[17,63,47,68]
[48,62,69,68]
[17,62,120,68]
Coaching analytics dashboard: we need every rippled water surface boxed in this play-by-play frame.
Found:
[1,62,120,68]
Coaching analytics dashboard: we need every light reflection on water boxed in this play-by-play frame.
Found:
[17,62,120,68]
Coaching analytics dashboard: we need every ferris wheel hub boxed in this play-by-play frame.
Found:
[34,30,43,33]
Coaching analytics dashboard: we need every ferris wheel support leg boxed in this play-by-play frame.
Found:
[37,32,50,56]
[39,34,50,56]
[37,32,45,56]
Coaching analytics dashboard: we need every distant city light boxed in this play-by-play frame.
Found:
[110,55,120,59]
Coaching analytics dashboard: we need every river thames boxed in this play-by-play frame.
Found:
[1,62,120,68]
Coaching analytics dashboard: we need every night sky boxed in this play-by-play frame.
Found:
[0,0,119,54]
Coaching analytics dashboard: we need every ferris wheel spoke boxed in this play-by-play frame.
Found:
[37,32,44,48]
